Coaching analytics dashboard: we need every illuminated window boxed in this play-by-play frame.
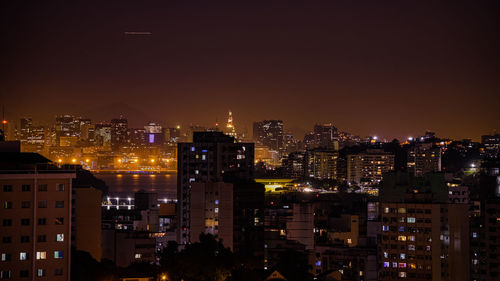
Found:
[37,269,45,277]
[215,200,219,205]
[398,226,405,232]
[407,217,416,223]
[382,225,389,231]
[400,253,406,259]
[19,252,28,261]
[392,262,398,268]
[398,208,406,213]
[36,251,46,260]
[409,263,416,269]
[135,254,142,259]
[54,251,63,259]
[215,208,219,213]
[383,252,388,258]
[1,253,10,261]
[56,234,64,242]
[384,207,389,213]
[399,272,407,278]
[408,236,415,241]
[347,238,352,244]
[398,235,407,241]
[383,262,390,268]
[202,155,206,160]
[398,263,407,268]
[425,245,431,251]
[408,245,415,251]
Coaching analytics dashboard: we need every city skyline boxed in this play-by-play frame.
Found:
[1,111,496,142]
[2,1,499,141]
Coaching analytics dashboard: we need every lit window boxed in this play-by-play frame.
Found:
[398,226,405,232]
[409,263,416,269]
[407,217,416,223]
[383,252,388,258]
[400,253,406,259]
[425,245,431,251]
[384,207,389,213]
[398,208,406,214]
[347,238,352,244]
[215,200,219,205]
[382,225,389,231]
[398,236,407,241]
[19,252,28,260]
[472,232,477,238]
[398,263,407,268]
[392,262,398,268]
[135,253,142,259]
[202,155,206,161]
[56,234,64,242]
[1,253,9,261]
[399,272,406,278]
[408,244,415,251]
[36,251,46,260]
[37,269,45,277]
[214,208,219,213]
[408,236,415,241]
[54,251,63,259]
[191,147,195,152]
[383,262,390,268]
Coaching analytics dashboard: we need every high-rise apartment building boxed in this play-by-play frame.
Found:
[306,149,338,180]
[253,120,284,152]
[190,182,233,249]
[407,145,441,177]
[177,132,254,245]
[0,152,75,281]
[347,149,395,186]
[379,172,469,281]
[482,134,500,158]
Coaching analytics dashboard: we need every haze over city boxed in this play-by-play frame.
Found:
[2,1,499,140]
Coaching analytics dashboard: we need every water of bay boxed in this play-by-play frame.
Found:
[95,172,177,200]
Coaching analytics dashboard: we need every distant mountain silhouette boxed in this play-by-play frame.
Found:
[82,102,154,127]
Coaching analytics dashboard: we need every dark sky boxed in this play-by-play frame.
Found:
[1,1,499,140]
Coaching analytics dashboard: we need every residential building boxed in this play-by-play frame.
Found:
[0,151,75,281]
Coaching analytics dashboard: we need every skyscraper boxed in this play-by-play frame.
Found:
[253,120,284,152]
[177,132,254,245]
[110,117,128,150]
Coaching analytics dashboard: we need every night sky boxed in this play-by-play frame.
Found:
[1,1,499,140]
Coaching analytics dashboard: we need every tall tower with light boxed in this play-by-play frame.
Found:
[225,110,237,138]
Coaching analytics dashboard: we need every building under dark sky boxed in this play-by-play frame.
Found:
[1,1,499,140]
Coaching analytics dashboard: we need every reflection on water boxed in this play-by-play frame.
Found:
[96,172,177,199]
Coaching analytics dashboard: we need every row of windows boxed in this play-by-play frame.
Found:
[382,261,431,270]
[1,250,64,262]
[0,268,63,279]
[383,207,432,214]
[3,201,65,209]
[2,217,65,227]
[0,234,64,246]
[382,217,430,224]
[2,184,65,192]
[382,244,432,252]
